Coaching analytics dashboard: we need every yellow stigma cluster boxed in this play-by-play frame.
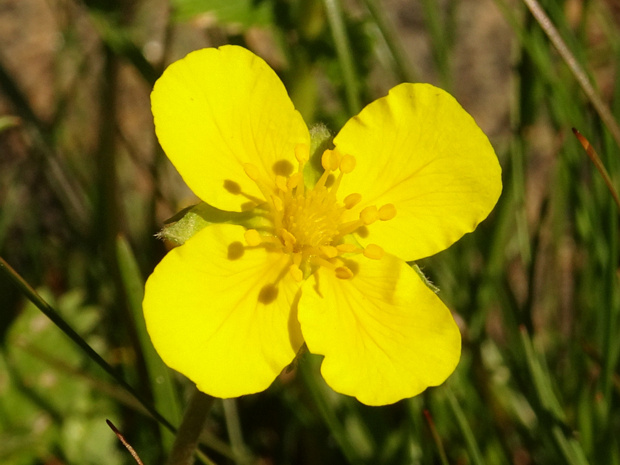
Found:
[243,145,396,281]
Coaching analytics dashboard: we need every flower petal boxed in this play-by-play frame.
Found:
[334,83,502,261]
[298,254,461,406]
[143,224,303,398]
[152,46,309,212]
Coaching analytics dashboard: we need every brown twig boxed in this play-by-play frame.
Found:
[572,128,620,212]
[107,419,145,465]
[522,0,620,151]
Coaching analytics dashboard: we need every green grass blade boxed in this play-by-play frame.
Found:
[0,255,176,434]
[445,386,486,465]
[522,0,620,150]
[360,0,417,82]
[323,0,361,114]
[519,328,591,465]
[115,235,182,450]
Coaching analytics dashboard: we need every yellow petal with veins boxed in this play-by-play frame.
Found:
[298,253,461,406]
[143,224,303,397]
[152,46,309,212]
[334,83,502,261]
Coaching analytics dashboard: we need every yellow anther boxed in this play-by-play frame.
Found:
[289,264,303,282]
[359,206,378,225]
[335,266,354,279]
[343,193,362,209]
[321,150,333,171]
[275,175,288,192]
[363,244,384,260]
[339,154,356,174]
[337,243,359,253]
[319,245,339,258]
[287,173,303,190]
[280,228,297,249]
[295,144,309,164]
[244,229,262,247]
[378,203,397,221]
[243,163,260,181]
[321,149,341,171]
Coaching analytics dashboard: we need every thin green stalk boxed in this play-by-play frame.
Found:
[420,0,452,89]
[116,236,182,451]
[299,357,364,465]
[0,255,176,434]
[222,399,251,464]
[519,328,590,465]
[166,389,216,465]
[360,0,417,82]
[445,386,485,465]
[322,0,361,114]
[422,409,450,465]
[522,0,620,151]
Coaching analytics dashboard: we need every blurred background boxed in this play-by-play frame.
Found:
[0,0,619,464]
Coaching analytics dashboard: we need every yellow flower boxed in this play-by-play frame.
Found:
[143,45,501,406]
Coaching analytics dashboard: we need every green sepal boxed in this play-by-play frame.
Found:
[158,202,258,246]
[412,263,440,294]
[304,123,333,186]
[160,126,333,247]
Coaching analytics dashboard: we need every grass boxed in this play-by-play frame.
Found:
[1,0,619,464]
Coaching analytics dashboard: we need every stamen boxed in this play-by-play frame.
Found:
[289,264,303,282]
[295,144,309,164]
[321,149,341,171]
[337,243,359,253]
[244,229,262,247]
[271,195,284,212]
[319,245,338,258]
[275,175,288,192]
[363,244,384,260]
[378,204,397,221]
[343,193,362,209]
[335,266,354,279]
[287,173,303,190]
[359,206,378,225]
[280,228,296,251]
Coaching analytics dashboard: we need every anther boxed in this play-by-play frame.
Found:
[287,173,303,190]
[280,228,297,250]
[378,204,397,221]
[243,163,260,181]
[337,243,359,253]
[359,206,378,225]
[339,154,356,174]
[295,144,309,164]
[363,244,384,260]
[275,175,288,192]
[321,149,341,171]
[343,193,362,209]
[335,266,354,279]
[244,229,262,247]
[319,245,338,258]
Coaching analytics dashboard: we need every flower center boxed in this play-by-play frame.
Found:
[242,145,396,281]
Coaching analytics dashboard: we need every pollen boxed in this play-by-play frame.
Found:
[241,147,397,279]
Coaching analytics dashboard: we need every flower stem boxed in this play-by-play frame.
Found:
[166,388,216,465]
